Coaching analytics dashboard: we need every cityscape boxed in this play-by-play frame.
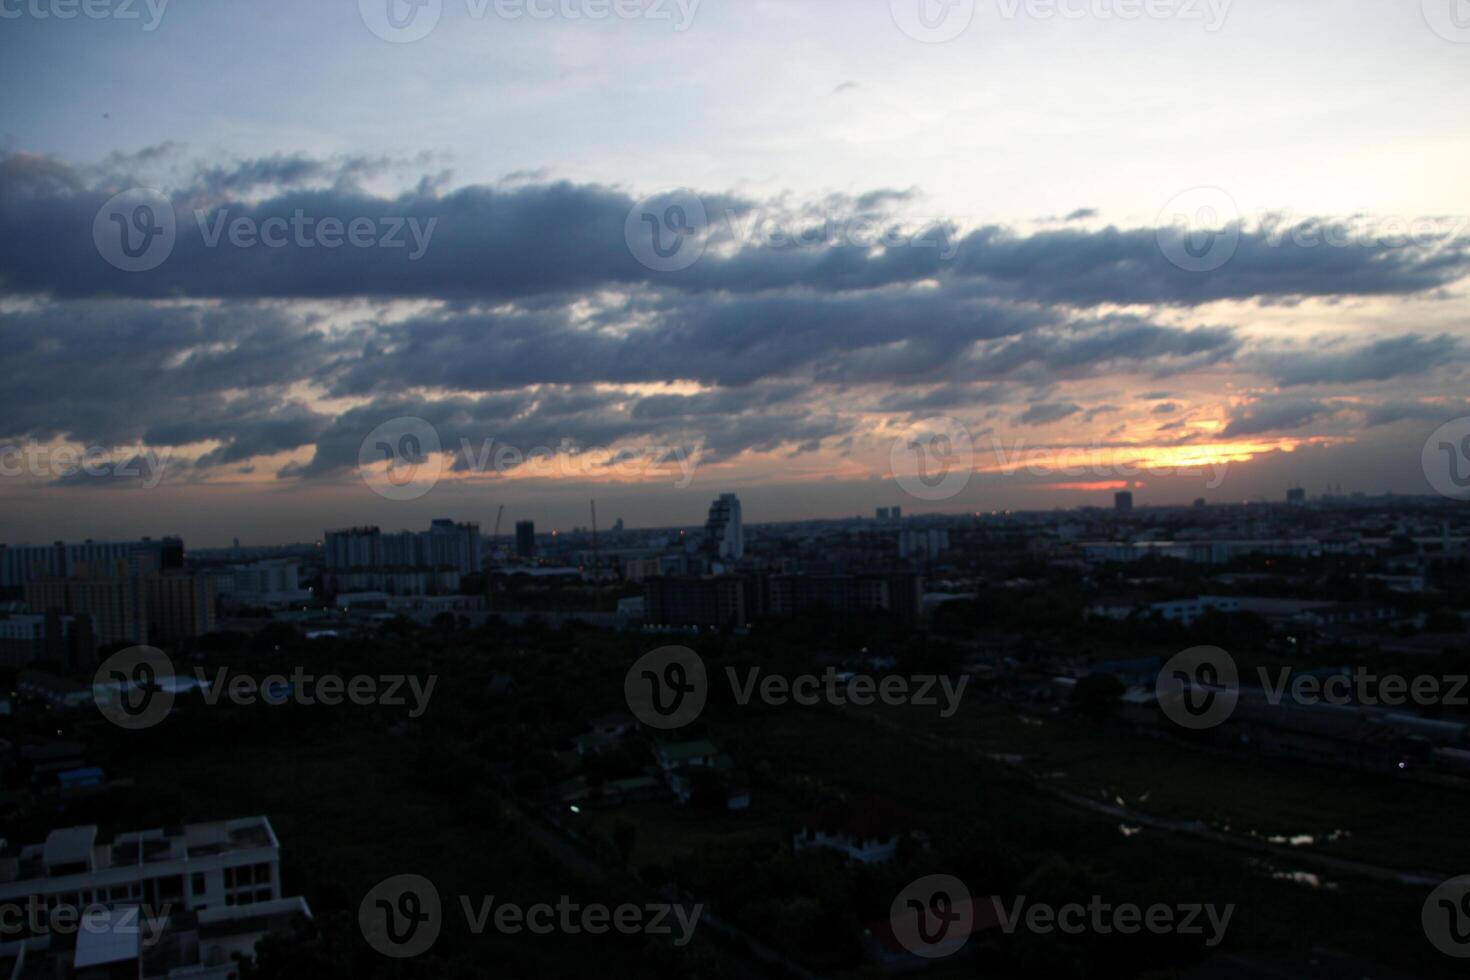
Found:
[2,485,1469,975]
[3,0,1470,977]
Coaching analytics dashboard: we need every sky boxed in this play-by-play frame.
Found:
[1,0,1468,545]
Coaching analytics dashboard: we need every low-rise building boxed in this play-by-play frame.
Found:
[0,816,311,977]
[794,797,912,865]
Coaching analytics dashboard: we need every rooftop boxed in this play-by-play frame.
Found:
[3,817,279,887]
[43,826,97,869]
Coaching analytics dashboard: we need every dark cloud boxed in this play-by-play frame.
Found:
[1222,397,1334,437]
[875,383,1018,414]
[3,152,1467,308]
[1360,399,1470,427]
[1261,334,1464,387]
[630,385,806,420]
[48,452,168,489]
[3,149,1467,497]
[0,293,1240,485]
[283,389,852,482]
[1016,402,1081,426]
[0,302,339,449]
[970,319,1240,380]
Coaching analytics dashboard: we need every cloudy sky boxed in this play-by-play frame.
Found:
[1,0,1468,545]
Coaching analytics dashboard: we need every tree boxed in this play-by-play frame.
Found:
[613,818,637,868]
[1071,672,1124,723]
[1424,609,1467,633]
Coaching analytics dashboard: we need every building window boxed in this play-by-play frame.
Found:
[192,872,206,896]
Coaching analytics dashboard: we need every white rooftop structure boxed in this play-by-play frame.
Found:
[73,906,142,970]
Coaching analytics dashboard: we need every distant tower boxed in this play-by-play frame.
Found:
[705,493,744,561]
[1115,491,1134,513]
[1286,487,1306,506]
[891,506,902,522]
[876,507,891,522]
[515,521,536,559]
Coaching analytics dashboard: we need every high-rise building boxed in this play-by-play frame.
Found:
[705,493,744,562]
[898,528,949,560]
[516,521,536,559]
[323,527,383,570]
[644,576,746,628]
[324,521,481,575]
[1287,487,1307,506]
[211,558,309,608]
[0,613,85,669]
[1115,491,1134,513]
[749,572,922,622]
[0,537,181,588]
[144,573,219,645]
[25,561,147,650]
[422,518,482,571]
[876,507,891,522]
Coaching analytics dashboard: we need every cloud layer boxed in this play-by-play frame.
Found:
[1,149,1467,507]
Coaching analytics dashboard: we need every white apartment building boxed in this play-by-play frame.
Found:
[211,559,312,609]
[0,816,311,976]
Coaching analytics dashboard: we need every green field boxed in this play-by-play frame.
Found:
[855,695,1470,874]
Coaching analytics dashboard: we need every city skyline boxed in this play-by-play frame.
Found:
[0,482,1423,552]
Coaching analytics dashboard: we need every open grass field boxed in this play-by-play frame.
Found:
[858,696,1470,875]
